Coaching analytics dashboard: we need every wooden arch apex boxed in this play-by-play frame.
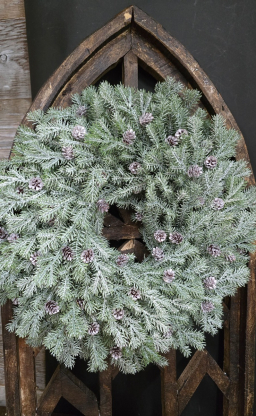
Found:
[2,5,256,416]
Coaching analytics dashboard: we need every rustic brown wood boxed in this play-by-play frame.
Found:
[0,0,25,19]
[18,337,37,416]
[123,50,138,88]
[161,350,178,416]
[99,366,112,416]
[1,300,20,416]
[102,224,141,240]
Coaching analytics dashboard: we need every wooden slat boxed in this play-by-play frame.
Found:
[123,50,138,88]
[18,338,36,416]
[99,366,112,416]
[102,224,141,240]
[161,350,178,416]
[0,0,25,19]
[118,239,148,262]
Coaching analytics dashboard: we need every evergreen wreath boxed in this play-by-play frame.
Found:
[0,77,256,374]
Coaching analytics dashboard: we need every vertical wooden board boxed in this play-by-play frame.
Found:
[35,347,46,402]
[99,367,112,416]
[161,350,178,416]
[0,0,25,19]
[123,50,138,88]
[18,338,36,416]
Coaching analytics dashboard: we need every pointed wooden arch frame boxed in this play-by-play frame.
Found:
[2,6,256,416]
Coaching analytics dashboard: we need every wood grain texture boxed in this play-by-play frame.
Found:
[161,350,178,416]
[99,366,112,416]
[0,0,25,19]
[123,50,138,88]
[18,337,36,416]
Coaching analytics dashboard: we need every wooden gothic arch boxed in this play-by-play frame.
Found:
[2,6,256,416]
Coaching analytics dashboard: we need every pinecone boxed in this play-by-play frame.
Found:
[76,105,87,116]
[154,230,167,243]
[135,212,143,221]
[139,113,154,126]
[12,298,19,306]
[116,254,128,267]
[16,187,24,194]
[62,146,74,160]
[152,247,164,261]
[204,276,217,290]
[97,199,109,213]
[45,300,59,315]
[129,162,141,174]
[72,125,86,140]
[175,128,188,138]
[0,227,7,241]
[76,298,84,309]
[207,244,221,257]
[226,254,236,262]
[110,346,122,360]
[187,165,203,178]
[113,308,125,320]
[81,249,94,263]
[29,177,44,191]
[163,269,175,283]
[165,135,179,146]
[212,198,225,210]
[129,288,141,300]
[123,129,136,145]
[169,232,183,244]
[201,301,215,313]
[164,325,173,338]
[30,251,40,266]
[7,233,19,242]
[48,217,56,227]
[88,322,100,335]
[62,246,74,261]
[204,156,217,169]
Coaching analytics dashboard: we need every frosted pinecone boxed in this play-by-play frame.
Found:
[76,298,84,309]
[129,162,141,174]
[110,346,122,360]
[30,251,40,266]
[164,325,173,338]
[62,246,74,261]
[76,105,87,116]
[29,177,44,191]
[204,156,217,169]
[152,247,164,261]
[204,276,217,290]
[72,125,86,140]
[12,298,19,306]
[135,212,143,221]
[226,254,236,262]
[116,254,128,267]
[154,230,167,243]
[175,128,188,138]
[45,300,59,315]
[139,113,154,126]
[187,165,203,178]
[123,129,136,145]
[207,244,221,257]
[97,199,109,213]
[169,232,183,244]
[113,308,125,320]
[0,227,7,241]
[163,269,175,283]
[81,249,94,263]
[16,187,24,194]
[62,146,74,160]
[129,288,141,300]
[212,198,225,210]
[165,135,179,146]
[201,301,215,313]
[7,233,19,242]
[88,322,100,335]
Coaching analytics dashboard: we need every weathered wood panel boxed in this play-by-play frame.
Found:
[0,0,25,19]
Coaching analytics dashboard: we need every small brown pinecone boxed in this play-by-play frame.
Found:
[116,254,128,267]
[164,325,173,338]
[129,162,141,174]
[163,269,175,283]
[154,230,167,243]
[204,276,217,290]
[62,246,74,261]
[76,105,87,116]
[30,251,40,266]
[113,308,125,320]
[88,322,100,335]
[7,233,19,242]
[45,300,59,315]
[226,254,236,262]
[110,346,122,360]
[204,156,217,169]
[152,247,164,261]
[81,249,94,263]
[175,128,188,138]
[76,298,84,309]
[129,288,141,300]
[201,301,215,313]
[165,135,179,146]
[139,113,154,126]
[0,227,7,241]
[169,232,183,244]
[62,146,74,160]
[212,198,224,210]
[29,177,44,191]
[16,187,24,194]
[207,244,221,257]
[187,165,203,178]
[135,212,143,221]
[123,129,136,145]
[97,199,109,213]
[72,125,86,140]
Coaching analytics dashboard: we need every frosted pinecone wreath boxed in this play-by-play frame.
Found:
[0,77,256,374]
